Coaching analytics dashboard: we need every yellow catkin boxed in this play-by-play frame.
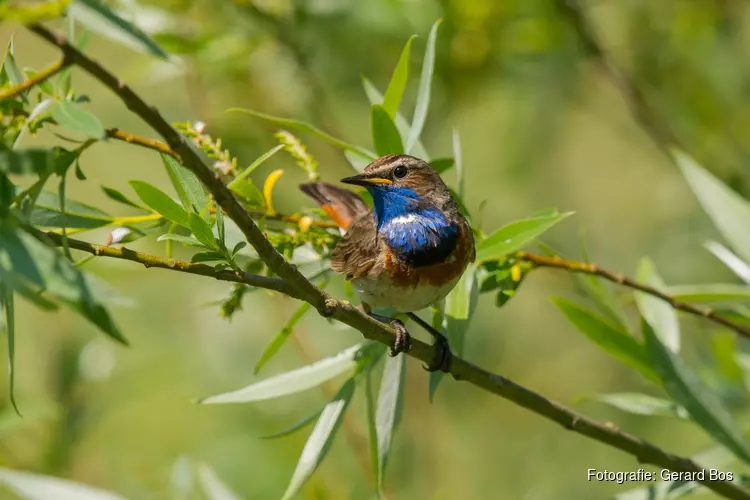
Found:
[263,169,285,215]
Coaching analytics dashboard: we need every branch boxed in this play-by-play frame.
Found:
[27,23,750,500]
[518,251,750,339]
[0,56,72,101]
[106,127,181,160]
[555,0,677,152]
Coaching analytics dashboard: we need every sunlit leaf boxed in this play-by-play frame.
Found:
[69,0,169,59]
[0,467,128,500]
[381,35,415,118]
[705,241,750,284]
[14,98,56,148]
[199,344,363,404]
[228,108,376,160]
[50,100,105,139]
[162,154,207,213]
[405,19,442,154]
[588,393,688,419]
[635,258,680,353]
[280,379,355,500]
[0,284,19,415]
[376,354,405,491]
[129,181,190,228]
[254,302,311,374]
[642,319,750,463]
[675,150,750,263]
[197,464,241,500]
[553,298,659,383]
[476,212,573,263]
[667,284,750,303]
[370,105,403,156]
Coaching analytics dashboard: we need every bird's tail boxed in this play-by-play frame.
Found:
[299,182,368,230]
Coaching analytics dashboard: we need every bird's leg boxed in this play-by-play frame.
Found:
[406,312,453,373]
[360,304,412,357]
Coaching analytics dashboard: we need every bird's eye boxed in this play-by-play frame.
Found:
[393,165,408,179]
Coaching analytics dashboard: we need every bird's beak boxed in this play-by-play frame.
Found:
[340,173,392,186]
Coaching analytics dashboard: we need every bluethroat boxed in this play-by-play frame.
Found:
[300,154,475,372]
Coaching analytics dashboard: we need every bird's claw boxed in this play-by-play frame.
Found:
[422,332,452,373]
[388,319,413,357]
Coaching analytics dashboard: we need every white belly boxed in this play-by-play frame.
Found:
[352,274,461,313]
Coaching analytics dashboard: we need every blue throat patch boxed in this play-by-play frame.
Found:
[367,185,459,268]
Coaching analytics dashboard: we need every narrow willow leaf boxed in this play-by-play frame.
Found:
[156,234,208,248]
[588,393,688,419]
[228,108,376,160]
[0,467,128,500]
[31,191,113,229]
[101,186,144,210]
[553,298,659,383]
[69,0,168,59]
[162,154,207,213]
[642,319,750,463]
[405,19,442,154]
[190,251,225,263]
[370,105,404,156]
[429,158,454,174]
[476,212,573,263]
[261,405,324,440]
[0,148,67,176]
[188,212,215,248]
[129,181,190,228]
[705,241,750,284]
[0,284,19,415]
[635,258,680,353]
[453,128,464,199]
[361,77,429,160]
[254,303,311,374]
[376,354,405,491]
[3,38,24,87]
[199,344,362,404]
[228,144,283,192]
[280,379,355,500]
[197,464,241,500]
[675,150,750,263]
[364,368,379,486]
[50,101,105,139]
[14,98,55,148]
[382,35,416,118]
[667,284,750,303]
[0,224,127,344]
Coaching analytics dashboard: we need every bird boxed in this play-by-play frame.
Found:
[300,154,475,372]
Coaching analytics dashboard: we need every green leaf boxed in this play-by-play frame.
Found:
[361,77,429,160]
[161,154,206,213]
[429,158,454,174]
[0,148,74,176]
[129,181,190,228]
[364,368,379,486]
[675,149,750,263]
[705,241,750,284]
[31,191,112,229]
[50,101,105,139]
[229,179,264,207]
[375,354,406,491]
[228,108,376,160]
[100,186,144,210]
[228,145,284,191]
[476,212,573,263]
[453,128,465,199]
[635,258,680,353]
[0,467,128,500]
[280,379,355,500]
[188,212,215,248]
[197,464,241,500]
[667,284,750,303]
[2,38,26,103]
[0,284,19,416]
[642,319,750,463]
[190,251,225,263]
[370,105,404,156]
[155,234,208,248]
[261,405,324,440]
[382,35,416,118]
[588,393,688,419]
[553,298,659,383]
[254,303,311,374]
[199,344,362,404]
[405,19,442,154]
[69,0,169,59]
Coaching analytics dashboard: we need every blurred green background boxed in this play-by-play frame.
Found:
[3,0,750,498]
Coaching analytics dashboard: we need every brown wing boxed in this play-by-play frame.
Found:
[299,182,369,230]
[330,213,381,279]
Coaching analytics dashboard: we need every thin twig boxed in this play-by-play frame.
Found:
[0,56,72,101]
[106,128,181,160]
[27,23,750,500]
[517,251,750,339]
